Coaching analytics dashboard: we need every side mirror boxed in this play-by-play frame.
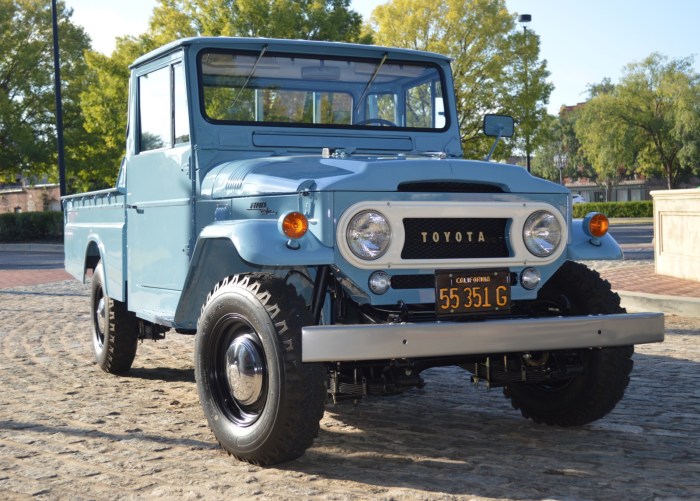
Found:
[483,114,514,162]
[483,114,514,138]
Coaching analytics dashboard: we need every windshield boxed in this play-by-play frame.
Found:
[198,49,447,131]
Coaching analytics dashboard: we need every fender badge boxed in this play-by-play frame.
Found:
[247,202,277,215]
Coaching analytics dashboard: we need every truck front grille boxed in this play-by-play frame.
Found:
[391,274,435,289]
[401,218,509,259]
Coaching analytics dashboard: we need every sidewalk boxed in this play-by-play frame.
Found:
[593,260,700,318]
[0,243,72,289]
[0,268,73,289]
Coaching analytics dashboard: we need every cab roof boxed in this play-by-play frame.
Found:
[130,36,452,69]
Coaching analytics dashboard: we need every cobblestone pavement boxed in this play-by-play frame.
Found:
[1,279,699,501]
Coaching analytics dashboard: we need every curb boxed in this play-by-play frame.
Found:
[618,290,700,318]
[0,243,64,253]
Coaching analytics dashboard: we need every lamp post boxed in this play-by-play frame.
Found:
[51,0,67,199]
[554,153,565,185]
[518,14,531,173]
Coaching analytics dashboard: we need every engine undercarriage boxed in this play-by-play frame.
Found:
[326,349,588,403]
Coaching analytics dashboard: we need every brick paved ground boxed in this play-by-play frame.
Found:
[0,277,699,500]
[597,261,700,299]
[0,269,72,289]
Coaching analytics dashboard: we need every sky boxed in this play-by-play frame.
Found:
[65,0,700,115]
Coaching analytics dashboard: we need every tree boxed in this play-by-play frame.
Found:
[79,35,156,190]
[532,103,595,185]
[148,0,368,44]
[370,0,552,160]
[503,26,553,170]
[575,93,638,201]
[530,114,562,182]
[0,0,92,187]
[576,54,700,190]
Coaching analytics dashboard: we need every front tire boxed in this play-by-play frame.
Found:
[504,261,634,426]
[91,261,139,374]
[195,273,326,465]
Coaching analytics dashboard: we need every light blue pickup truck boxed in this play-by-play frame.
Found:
[63,37,664,465]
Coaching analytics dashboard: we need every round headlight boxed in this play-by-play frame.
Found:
[346,210,391,260]
[523,210,562,257]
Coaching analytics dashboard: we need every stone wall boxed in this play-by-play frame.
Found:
[651,188,700,282]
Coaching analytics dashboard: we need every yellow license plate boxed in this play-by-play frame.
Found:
[435,269,511,316]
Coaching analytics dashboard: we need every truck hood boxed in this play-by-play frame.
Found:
[201,155,567,198]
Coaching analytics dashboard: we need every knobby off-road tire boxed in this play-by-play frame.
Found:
[194,273,326,466]
[504,261,634,426]
[91,262,139,374]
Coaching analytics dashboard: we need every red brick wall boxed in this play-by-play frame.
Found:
[0,186,61,213]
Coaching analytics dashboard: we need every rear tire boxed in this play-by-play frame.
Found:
[194,273,326,465]
[91,262,139,374]
[504,261,634,426]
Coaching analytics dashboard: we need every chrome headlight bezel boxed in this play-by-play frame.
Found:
[523,210,562,257]
[345,210,392,260]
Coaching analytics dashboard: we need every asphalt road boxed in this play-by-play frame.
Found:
[608,223,653,246]
[0,251,64,270]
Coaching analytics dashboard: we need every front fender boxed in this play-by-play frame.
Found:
[173,220,334,330]
[201,220,334,266]
[567,219,623,261]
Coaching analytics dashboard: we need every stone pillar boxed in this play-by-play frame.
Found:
[651,189,700,283]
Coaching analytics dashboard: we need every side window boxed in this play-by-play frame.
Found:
[173,63,190,144]
[139,66,171,151]
[138,61,190,152]
[406,80,445,128]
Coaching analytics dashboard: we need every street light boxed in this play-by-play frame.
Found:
[518,14,532,173]
[518,14,531,32]
[554,153,565,185]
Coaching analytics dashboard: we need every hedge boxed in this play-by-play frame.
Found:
[0,211,63,242]
[572,201,653,219]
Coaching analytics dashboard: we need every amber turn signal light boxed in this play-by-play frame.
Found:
[280,212,308,239]
[587,213,609,238]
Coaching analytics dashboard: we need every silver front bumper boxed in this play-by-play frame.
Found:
[301,312,664,362]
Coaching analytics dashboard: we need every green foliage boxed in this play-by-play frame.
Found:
[502,28,554,165]
[576,54,700,190]
[370,0,552,160]
[0,0,94,189]
[79,35,156,191]
[148,0,367,45]
[572,201,653,219]
[532,107,595,183]
[0,211,63,242]
[574,90,639,200]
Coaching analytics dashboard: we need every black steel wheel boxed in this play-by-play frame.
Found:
[195,273,326,465]
[91,261,139,374]
[504,261,634,426]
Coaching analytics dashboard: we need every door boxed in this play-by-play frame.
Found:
[126,58,193,319]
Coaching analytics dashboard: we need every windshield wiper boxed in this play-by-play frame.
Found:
[354,52,388,115]
[231,44,268,109]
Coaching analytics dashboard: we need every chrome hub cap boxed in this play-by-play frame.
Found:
[96,296,106,345]
[225,335,265,407]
